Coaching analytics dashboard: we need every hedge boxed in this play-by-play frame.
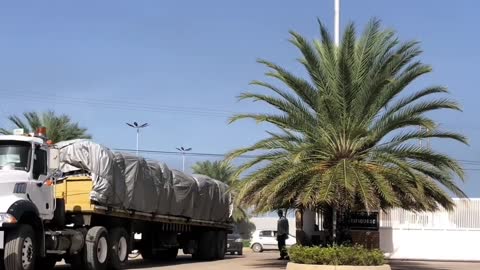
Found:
[289,245,385,266]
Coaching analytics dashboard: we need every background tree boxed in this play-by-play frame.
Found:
[0,111,91,143]
[227,19,467,243]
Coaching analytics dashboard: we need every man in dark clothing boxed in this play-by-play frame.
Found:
[276,209,289,260]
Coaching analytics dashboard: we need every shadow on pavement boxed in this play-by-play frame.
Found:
[244,258,288,269]
[390,261,450,270]
[56,255,241,269]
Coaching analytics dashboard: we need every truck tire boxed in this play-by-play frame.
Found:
[157,248,178,261]
[35,255,57,270]
[52,199,66,228]
[4,224,36,270]
[138,232,154,261]
[215,231,226,260]
[108,227,129,270]
[193,231,215,261]
[85,226,109,270]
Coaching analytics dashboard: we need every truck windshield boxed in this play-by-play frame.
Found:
[0,141,31,172]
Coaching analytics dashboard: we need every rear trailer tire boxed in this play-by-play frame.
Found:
[4,224,36,270]
[108,227,129,270]
[85,226,109,270]
[193,231,216,261]
[35,255,57,270]
[158,248,178,261]
[215,231,226,260]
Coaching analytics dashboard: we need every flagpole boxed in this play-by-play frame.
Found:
[332,0,340,245]
[334,0,340,46]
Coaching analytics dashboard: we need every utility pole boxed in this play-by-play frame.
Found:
[176,146,192,172]
[126,122,149,156]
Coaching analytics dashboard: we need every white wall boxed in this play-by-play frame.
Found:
[380,228,480,261]
[379,199,480,261]
[250,217,296,236]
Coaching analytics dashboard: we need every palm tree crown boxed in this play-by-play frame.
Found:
[0,111,91,143]
[192,160,247,222]
[227,19,467,214]
[192,160,236,185]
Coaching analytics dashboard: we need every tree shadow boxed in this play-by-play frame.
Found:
[244,257,288,269]
[56,255,240,269]
[389,260,451,270]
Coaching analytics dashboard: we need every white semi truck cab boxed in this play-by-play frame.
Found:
[0,128,76,270]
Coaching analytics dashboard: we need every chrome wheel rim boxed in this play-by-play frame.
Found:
[97,236,108,264]
[22,237,34,270]
[118,236,128,262]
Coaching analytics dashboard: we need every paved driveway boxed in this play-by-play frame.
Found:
[55,250,480,270]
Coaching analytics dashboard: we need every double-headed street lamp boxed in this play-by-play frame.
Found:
[126,122,149,156]
[176,146,192,172]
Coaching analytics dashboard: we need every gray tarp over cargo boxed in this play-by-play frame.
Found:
[56,140,231,222]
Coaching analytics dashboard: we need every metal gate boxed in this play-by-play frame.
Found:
[379,198,480,261]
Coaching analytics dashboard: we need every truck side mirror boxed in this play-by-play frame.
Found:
[49,148,60,171]
[37,174,54,187]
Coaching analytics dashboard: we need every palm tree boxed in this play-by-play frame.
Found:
[0,111,91,143]
[192,160,248,222]
[227,19,467,233]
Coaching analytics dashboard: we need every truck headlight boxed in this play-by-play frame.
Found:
[235,238,243,243]
[0,213,17,224]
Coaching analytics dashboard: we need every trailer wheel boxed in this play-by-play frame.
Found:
[4,224,36,270]
[157,248,178,261]
[138,232,154,261]
[35,255,57,270]
[108,227,129,270]
[193,231,215,261]
[85,226,109,270]
[215,231,226,260]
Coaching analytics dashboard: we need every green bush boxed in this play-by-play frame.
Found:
[243,240,251,248]
[289,245,385,266]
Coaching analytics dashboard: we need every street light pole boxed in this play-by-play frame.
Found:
[126,122,149,156]
[176,146,192,172]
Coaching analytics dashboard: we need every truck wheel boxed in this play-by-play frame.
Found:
[193,231,215,261]
[4,224,36,270]
[85,226,109,270]
[158,248,178,261]
[215,231,226,260]
[138,233,154,261]
[108,227,129,270]
[35,255,57,270]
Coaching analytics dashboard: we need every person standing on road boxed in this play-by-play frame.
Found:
[276,209,289,260]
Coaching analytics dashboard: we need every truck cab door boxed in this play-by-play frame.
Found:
[27,146,54,220]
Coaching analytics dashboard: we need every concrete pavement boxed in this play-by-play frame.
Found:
[54,250,480,270]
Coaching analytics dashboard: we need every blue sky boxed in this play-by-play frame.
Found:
[0,1,479,196]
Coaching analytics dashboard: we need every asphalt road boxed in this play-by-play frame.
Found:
[54,250,480,270]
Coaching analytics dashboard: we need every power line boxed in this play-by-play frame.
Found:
[112,148,259,159]
[0,90,245,118]
[113,148,480,167]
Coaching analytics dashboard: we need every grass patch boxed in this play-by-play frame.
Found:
[289,245,385,266]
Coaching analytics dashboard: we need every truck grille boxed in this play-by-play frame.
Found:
[13,183,27,194]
